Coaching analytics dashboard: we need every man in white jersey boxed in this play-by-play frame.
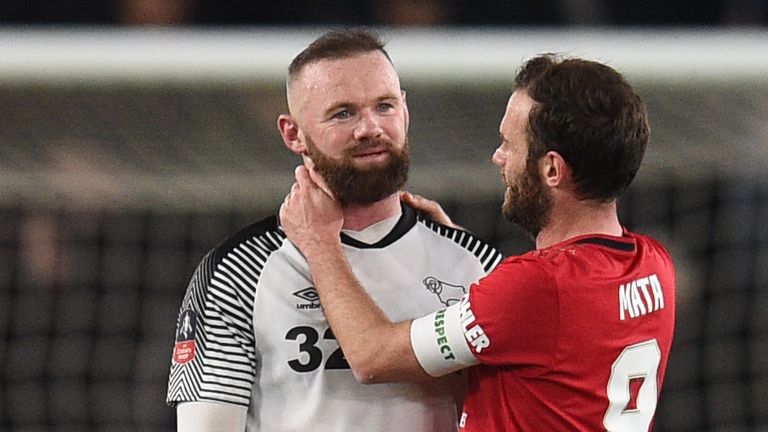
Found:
[166,29,502,432]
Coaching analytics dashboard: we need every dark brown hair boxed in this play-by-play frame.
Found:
[514,54,650,202]
[288,29,391,82]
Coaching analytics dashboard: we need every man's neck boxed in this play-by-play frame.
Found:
[535,199,622,249]
[341,193,402,231]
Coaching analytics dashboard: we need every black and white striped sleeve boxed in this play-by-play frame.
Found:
[166,245,259,407]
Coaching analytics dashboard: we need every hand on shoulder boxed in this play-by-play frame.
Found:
[400,191,463,230]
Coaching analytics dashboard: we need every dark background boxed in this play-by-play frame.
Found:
[1,0,767,26]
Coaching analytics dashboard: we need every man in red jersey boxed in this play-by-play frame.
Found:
[279,53,676,432]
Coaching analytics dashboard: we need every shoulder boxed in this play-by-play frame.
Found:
[184,214,287,297]
[633,231,672,257]
[414,211,503,273]
[482,253,555,288]
[208,214,287,266]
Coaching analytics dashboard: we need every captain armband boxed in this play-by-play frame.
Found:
[410,300,479,377]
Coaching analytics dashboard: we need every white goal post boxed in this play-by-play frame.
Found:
[1,28,768,85]
[1,28,767,209]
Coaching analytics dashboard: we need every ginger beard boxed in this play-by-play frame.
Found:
[502,155,553,239]
[304,134,410,205]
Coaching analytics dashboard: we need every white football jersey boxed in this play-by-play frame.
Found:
[167,204,502,432]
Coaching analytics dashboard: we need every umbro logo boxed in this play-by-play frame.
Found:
[293,287,322,310]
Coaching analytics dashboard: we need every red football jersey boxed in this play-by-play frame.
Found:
[458,231,675,431]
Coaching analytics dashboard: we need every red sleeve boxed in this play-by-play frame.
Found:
[462,256,559,369]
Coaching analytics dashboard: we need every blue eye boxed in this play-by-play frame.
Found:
[334,110,352,120]
[378,103,394,112]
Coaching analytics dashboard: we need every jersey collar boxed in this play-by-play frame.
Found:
[340,202,417,249]
[568,229,636,252]
[572,236,636,252]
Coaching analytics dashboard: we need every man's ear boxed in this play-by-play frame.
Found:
[277,114,305,155]
[541,151,568,188]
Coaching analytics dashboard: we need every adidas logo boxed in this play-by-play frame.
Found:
[293,287,322,310]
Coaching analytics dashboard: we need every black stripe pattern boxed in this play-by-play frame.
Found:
[167,218,285,407]
[417,215,503,274]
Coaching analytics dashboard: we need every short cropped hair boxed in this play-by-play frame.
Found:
[288,29,392,83]
[515,54,650,202]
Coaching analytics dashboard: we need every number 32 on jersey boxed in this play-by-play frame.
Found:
[604,339,662,432]
[285,326,350,372]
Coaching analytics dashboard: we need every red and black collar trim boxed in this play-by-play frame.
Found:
[573,236,635,252]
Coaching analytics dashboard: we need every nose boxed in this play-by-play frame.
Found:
[492,146,505,168]
[353,109,384,141]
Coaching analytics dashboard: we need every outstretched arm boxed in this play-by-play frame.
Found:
[280,163,429,383]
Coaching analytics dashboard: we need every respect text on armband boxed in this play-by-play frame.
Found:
[459,296,490,353]
[433,309,457,360]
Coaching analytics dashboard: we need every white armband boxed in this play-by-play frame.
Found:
[410,299,479,377]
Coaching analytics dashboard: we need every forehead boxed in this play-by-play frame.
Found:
[500,90,535,136]
[291,51,401,113]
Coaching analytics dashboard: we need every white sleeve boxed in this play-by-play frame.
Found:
[410,297,479,377]
[177,401,247,432]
